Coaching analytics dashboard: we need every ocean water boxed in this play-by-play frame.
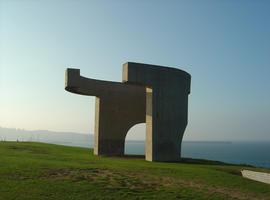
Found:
[124,141,270,169]
[33,139,270,169]
[1,128,269,168]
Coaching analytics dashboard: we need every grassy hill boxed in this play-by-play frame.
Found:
[0,142,269,200]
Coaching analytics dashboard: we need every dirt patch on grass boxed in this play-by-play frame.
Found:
[8,145,48,155]
[41,168,108,181]
[145,174,266,200]
[215,167,242,176]
[41,168,160,192]
[40,168,267,200]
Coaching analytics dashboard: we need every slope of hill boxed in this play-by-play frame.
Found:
[0,142,269,200]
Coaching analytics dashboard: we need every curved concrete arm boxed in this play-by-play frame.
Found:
[65,68,124,97]
[123,62,191,94]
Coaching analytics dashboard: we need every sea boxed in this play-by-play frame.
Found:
[51,139,270,169]
[126,141,270,168]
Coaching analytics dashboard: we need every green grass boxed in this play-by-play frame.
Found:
[0,142,269,200]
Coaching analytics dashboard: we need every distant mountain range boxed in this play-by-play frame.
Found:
[0,127,93,148]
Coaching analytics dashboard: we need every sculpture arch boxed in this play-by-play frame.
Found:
[124,123,146,155]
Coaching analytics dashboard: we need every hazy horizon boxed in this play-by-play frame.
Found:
[1,126,269,142]
[1,1,270,141]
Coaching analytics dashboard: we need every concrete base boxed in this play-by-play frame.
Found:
[241,170,270,184]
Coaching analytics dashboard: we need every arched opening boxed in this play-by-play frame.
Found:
[124,123,146,155]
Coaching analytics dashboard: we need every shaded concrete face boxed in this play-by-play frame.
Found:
[65,68,146,156]
[65,62,191,162]
[123,62,191,161]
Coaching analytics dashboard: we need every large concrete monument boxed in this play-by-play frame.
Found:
[65,62,191,162]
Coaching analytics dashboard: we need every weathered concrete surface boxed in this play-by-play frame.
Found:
[65,62,191,162]
[123,62,191,161]
[65,68,146,156]
[241,170,270,184]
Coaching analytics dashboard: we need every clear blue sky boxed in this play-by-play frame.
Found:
[1,0,269,141]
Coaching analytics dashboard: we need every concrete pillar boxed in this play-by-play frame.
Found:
[122,62,191,161]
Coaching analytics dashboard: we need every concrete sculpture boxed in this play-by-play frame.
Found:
[65,62,191,162]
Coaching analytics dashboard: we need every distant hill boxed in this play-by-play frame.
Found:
[0,127,93,148]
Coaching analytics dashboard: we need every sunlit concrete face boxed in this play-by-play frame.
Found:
[123,62,191,161]
[65,62,191,162]
[65,68,146,156]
